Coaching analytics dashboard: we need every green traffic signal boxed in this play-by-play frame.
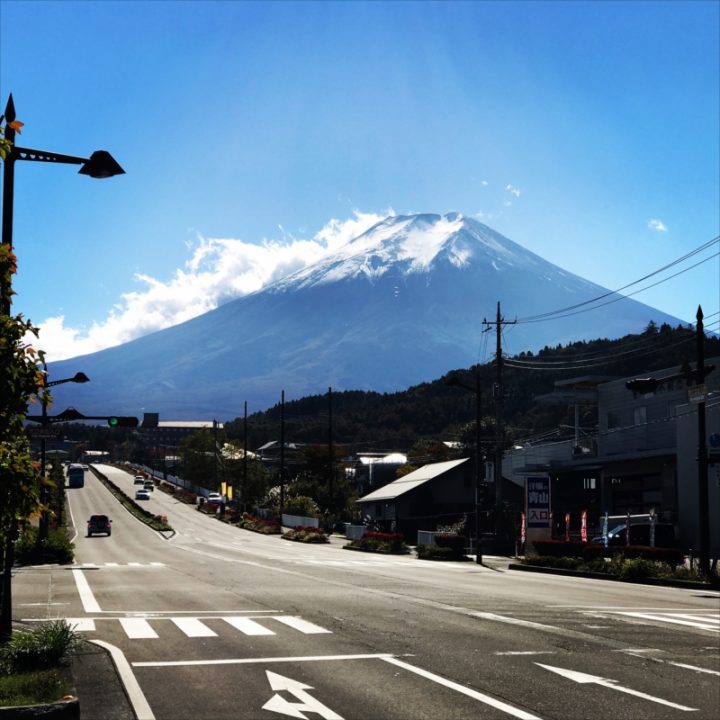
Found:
[107,416,138,428]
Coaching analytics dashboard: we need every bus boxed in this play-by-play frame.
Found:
[67,463,85,488]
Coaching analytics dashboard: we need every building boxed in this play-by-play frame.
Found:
[503,358,720,554]
[356,458,473,539]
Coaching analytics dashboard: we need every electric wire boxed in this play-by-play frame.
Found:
[515,236,719,324]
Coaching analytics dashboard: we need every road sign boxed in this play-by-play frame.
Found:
[26,425,62,438]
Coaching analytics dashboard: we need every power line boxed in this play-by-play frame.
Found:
[516,236,719,324]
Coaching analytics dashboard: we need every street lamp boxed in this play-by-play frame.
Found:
[1,94,125,313]
[38,367,90,543]
[626,306,714,576]
[448,370,485,564]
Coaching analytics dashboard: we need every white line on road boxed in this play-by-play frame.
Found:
[472,612,562,632]
[272,615,332,634]
[494,651,555,656]
[120,618,159,639]
[382,657,543,720]
[170,617,217,637]
[668,662,720,676]
[223,616,276,636]
[91,640,155,720]
[133,653,394,668]
[71,569,102,613]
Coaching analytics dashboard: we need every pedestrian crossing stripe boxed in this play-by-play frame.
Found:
[72,562,165,568]
[587,610,720,633]
[36,615,332,639]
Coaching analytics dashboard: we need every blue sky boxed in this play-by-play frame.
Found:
[1,0,718,361]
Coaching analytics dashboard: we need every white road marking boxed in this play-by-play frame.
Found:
[71,569,102,613]
[668,662,720,676]
[120,618,159,639]
[92,640,155,720]
[170,617,217,637]
[614,611,719,632]
[264,671,343,720]
[272,615,332,634]
[472,612,562,632]
[494,651,555,656]
[133,653,394,668]
[223,616,275,635]
[65,617,96,632]
[383,656,543,720]
[536,664,697,712]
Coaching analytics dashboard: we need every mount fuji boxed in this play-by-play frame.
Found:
[48,213,681,420]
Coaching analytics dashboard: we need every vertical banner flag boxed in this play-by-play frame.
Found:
[602,512,609,547]
[565,512,570,542]
[520,512,526,546]
[526,477,551,528]
[625,511,631,546]
[581,510,587,543]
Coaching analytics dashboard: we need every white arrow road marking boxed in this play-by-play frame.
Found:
[535,664,698,712]
[263,671,343,720]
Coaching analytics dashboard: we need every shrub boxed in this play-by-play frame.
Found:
[284,496,320,518]
[0,620,80,674]
[417,544,457,561]
[433,533,468,558]
[0,669,66,705]
[282,526,329,543]
[344,532,409,554]
[238,512,281,534]
[15,526,74,566]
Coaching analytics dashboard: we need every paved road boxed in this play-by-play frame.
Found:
[13,464,720,720]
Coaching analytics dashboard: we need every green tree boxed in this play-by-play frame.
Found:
[178,429,219,488]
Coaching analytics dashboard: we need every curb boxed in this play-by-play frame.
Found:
[508,562,718,590]
[0,697,79,719]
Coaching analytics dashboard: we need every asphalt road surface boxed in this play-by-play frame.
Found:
[12,465,720,720]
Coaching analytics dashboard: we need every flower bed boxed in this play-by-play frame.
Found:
[237,512,281,535]
[344,531,409,555]
[282,526,329,543]
[532,539,683,565]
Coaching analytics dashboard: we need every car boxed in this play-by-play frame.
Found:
[87,515,112,537]
[592,522,676,547]
[143,480,154,491]
[206,492,223,504]
[133,476,145,485]
[135,489,151,501]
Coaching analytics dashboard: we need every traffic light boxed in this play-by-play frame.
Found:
[107,416,138,428]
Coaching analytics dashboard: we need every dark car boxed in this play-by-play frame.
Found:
[593,522,675,547]
[87,515,112,537]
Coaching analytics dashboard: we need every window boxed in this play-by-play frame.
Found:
[633,406,647,426]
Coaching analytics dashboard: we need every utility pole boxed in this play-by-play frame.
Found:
[328,387,334,513]
[242,400,248,514]
[695,306,710,576]
[483,302,516,550]
[280,390,285,520]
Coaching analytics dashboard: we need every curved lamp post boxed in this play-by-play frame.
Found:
[38,369,90,542]
[1,94,125,313]
[1,93,122,642]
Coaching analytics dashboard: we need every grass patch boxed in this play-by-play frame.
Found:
[0,621,80,674]
[0,668,67,706]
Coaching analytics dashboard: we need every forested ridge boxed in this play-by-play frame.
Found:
[224,322,719,452]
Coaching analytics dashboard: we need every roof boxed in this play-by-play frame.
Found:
[153,421,222,429]
[357,458,469,503]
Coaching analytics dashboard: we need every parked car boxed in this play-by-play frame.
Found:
[133,476,145,485]
[206,492,223,504]
[135,489,151,501]
[87,515,112,537]
[592,522,676,547]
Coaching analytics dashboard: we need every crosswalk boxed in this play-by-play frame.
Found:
[28,614,332,640]
[582,609,719,633]
[73,562,165,568]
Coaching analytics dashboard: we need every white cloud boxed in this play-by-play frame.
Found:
[505,184,521,197]
[480,180,489,186]
[648,218,668,232]
[35,210,388,361]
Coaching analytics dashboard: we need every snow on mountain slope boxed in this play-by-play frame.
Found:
[47,213,682,419]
